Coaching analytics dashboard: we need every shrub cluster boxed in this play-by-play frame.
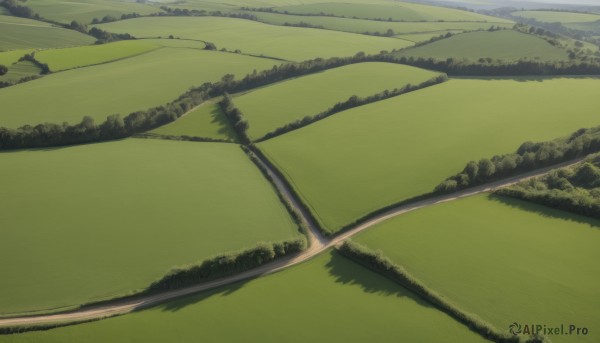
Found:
[18,53,50,74]
[496,154,600,219]
[257,74,448,141]
[0,0,40,19]
[148,239,306,291]
[338,241,534,343]
[435,126,600,193]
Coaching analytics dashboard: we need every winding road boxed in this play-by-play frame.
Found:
[0,156,584,328]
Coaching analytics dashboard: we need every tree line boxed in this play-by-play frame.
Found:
[148,238,306,291]
[495,154,600,219]
[257,74,448,142]
[435,125,600,193]
[219,94,250,144]
[337,241,540,343]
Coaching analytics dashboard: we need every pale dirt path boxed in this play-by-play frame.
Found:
[0,156,585,328]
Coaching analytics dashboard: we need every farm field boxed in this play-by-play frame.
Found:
[150,100,238,141]
[273,2,512,22]
[0,15,94,51]
[0,139,300,315]
[35,40,164,72]
[96,16,413,61]
[0,61,39,82]
[247,11,512,37]
[0,48,278,128]
[259,77,600,233]
[512,10,600,23]
[0,251,486,343]
[233,62,442,139]
[354,194,600,342]
[26,0,161,24]
[397,29,569,61]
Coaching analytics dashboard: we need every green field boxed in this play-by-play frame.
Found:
[35,40,163,72]
[0,139,299,315]
[26,0,161,24]
[0,61,40,82]
[398,30,569,61]
[96,16,413,61]
[0,15,95,51]
[247,11,512,37]
[564,21,600,34]
[0,251,485,343]
[354,194,600,342]
[274,2,511,22]
[396,30,463,43]
[233,62,442,139]
[150,100,238,141]
[512,10,600,23]
[0,48,278,128]
[258,77,600,233]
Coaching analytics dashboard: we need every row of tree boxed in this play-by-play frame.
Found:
[496,155,600,219]
[435,126,600,193]
[338,241,534,343]
[148,239,306,291]
[219,94,250,144]
[0,0,40,19]
[257,74,448,142]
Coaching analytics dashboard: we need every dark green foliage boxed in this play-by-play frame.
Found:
[0,0,40,19]
[337,241,521,343]
[88,27,134,43]
[148,239,306,291]
[133,132,233,143]
[257,74,448,141]
[0,64,7,76]
[204,41,217,50]
[496,155,600,219]
[219,93,250,144]
[0,74,42,89]
[18,53,50,74]
[436,126,600,193]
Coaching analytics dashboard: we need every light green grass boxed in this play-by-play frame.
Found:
[274,2,511,22]
[96,16,413,61]
[26,0,161,24]
[0,48,278,128]
[150,100,238,141]
[36,40,162,72]
[396,30,463,43]
[233,62,442,139]
[0,15,95,51]
[0,251,486,343]
[0,139,299,315]
[0,61,40,82]
[259,77,600,233]
[398,30,569,61]
[512,10,600,23]
[247,10,511,36]
[354,194,600,342]
[0,49,32,65]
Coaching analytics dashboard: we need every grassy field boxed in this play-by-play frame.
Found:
[26,0,161,24]
[0,251,486,343]
[512,10,600,23]
[0,15,95,51]
[0,48,278,128]
[0,61,40,82]
[397,30,569,61]
[396,30,463,43]
[0,139,299,315]
[258,77,600,233]
[150,100,238,141]
[233,62,442,139]
[35,40,163,72]
[354,194,600,342]
[96,16,413,61]
[273,2,511,22]
[564,21,600,34]
[247,11,512,37]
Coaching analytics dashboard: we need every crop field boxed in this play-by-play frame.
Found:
[26,0,161,24]
[247,11,512,37]
[397,30,569,61]
[512,10,600,23]
[0,15,95,51]
[0,48,278,128]
[0,61,39,82]
[354,194,600,342]
[259,77,600,233]
[395,30,463,43]
[273,2,512,22]
[35,40,163,72]
[233,62,442,139]
[96,16,413,61]
[0,251,485,343]
[150,100,238,141]
[0,139,299,314]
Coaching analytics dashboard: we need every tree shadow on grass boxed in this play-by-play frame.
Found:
[209,105,238,142]
[487,193,600,229]
[325,251,433,309]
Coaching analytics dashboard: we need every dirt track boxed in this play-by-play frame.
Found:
[0,156,584,328]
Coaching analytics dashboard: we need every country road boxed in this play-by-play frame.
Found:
[0,155,585,329]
